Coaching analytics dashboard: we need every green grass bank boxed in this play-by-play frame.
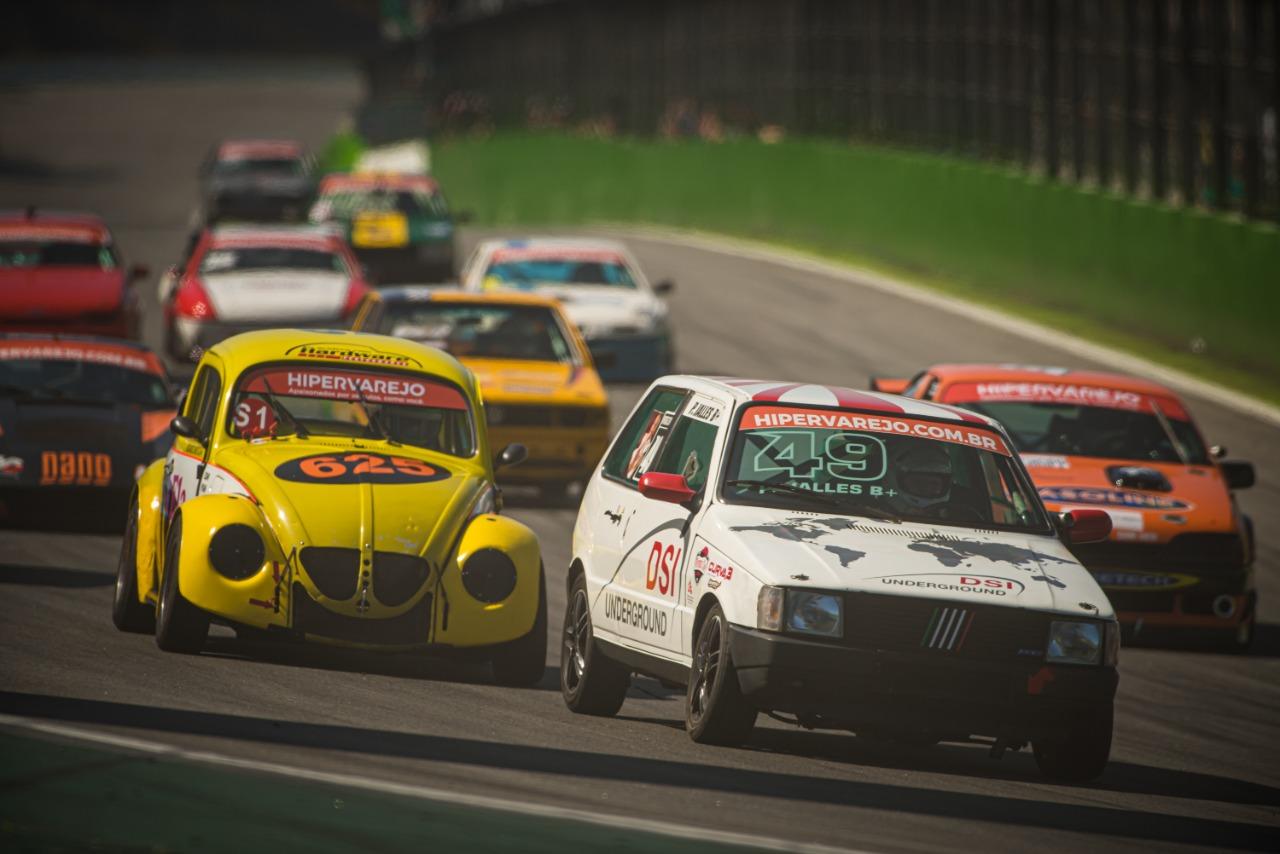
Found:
[423,133,1279,401]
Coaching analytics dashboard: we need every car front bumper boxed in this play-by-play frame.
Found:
[728,625,1117,741]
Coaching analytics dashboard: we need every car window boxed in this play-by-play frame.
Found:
[651,407,719,492]
[185,365,223,441]
[482,252,638,290]
[383,302,575,363]
[602,387,688,485]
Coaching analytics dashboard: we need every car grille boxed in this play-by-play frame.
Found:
[373,551,430,607]
[1071,533,1246,572]
[301,547,431,607]
[291,582,432,645]
[842,593,1051,661]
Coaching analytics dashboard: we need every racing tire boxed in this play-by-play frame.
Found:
[560,573,630,716]
[490,568,548,687]
[1033,703,1113,782]
[112,493,155,634]
[686,604,757,746]
[154,516,209,654]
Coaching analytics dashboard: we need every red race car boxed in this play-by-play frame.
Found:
[0,209,147,339]
[160,224,371,363]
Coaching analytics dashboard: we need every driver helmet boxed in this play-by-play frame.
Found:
[889,440,953,512]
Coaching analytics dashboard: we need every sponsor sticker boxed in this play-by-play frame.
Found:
[0,341,160,375]
[692,545,734,587]
[874,573,1025,597]
[684,395,723,425]
[0,455,23,478]
[645,540,683,598]
[739,405,1011,455]
[942,381,1190,420]
[1094,571,1199,590]
[603,592,668,636]
[1020,453,1071,470]
[40,451,111,487]
[240,367,466,410]
[285,342,421,369]
[274,452,449,485]
[1039,485,1192,511]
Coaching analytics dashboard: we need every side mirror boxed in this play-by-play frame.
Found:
[1219,460,1255,490]
[869,376,911,395]
[652,279,675,295]
[170,415,201,440]
[1060,509,1112,545]
[638,471,696,506]
[1210,445,1227,459]
[454,210,475,225]
[495,443,527,469]
[130,263,150,281]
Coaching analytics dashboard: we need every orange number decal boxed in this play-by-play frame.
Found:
[299,456,346,478]
[391,457,437,477]
[346,453,394,474]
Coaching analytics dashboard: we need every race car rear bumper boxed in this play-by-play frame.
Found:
[728,625,1117,741]
[586,333,671,383]
[487,422,609,486]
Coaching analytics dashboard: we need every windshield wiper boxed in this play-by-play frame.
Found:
[349,378,398,445]
[1149,400,1190,464]
[259,377,309,439]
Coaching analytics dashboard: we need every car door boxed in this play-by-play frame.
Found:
[163,361,222,528]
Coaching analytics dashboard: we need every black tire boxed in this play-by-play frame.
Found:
[1033,703,1113,782]
[560,572,630,715]
[686,604,757,745]
[491,568,548,687]
[154,516,209,654]
[112,492,155,634]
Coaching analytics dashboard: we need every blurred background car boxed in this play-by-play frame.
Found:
[161,224,369,364]
[200,139,315,224]
[0,209,147,339]
[460,237,674,382]
[308,172,467,284]
[0,334,176,533]
[352,288,609,501]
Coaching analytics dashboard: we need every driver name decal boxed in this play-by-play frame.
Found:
[275,453,450,485]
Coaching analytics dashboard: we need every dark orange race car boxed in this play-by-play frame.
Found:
[871,364,1257,650]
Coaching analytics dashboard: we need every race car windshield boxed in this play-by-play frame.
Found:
[722,405,1050,533]
[200,247,348,275]
[955,401,1209,464]
[383,303,576,363]
[0,356,169,407]
[0,240,116,269]
[316,188,449,219]
[212,157,302,176]
[228,364,475,457]
[484,256,637,289]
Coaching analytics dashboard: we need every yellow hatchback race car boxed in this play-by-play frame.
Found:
[111,329,546,686]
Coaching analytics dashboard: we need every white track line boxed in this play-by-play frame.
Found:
[0,713,867,854]
[599,224,1280,428]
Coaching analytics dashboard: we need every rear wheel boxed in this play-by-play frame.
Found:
[686,604,757,745]
[154,516,209,654]
[490,568,548,687]
[560,573,630,715]
[111,493,154,634]
[1033,703,1113,782]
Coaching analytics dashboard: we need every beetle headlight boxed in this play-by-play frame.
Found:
[1047,620,1104,665]
[786,591,843,638]
[207,524,265,580]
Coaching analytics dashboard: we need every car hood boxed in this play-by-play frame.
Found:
[201,271,349,322]
[1020,453,1236,542]
[215,439,484,565]
[0,268,125,319]
[460,358,606,406]
[702,504,1112,619]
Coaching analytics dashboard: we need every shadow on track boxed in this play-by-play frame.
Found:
[0,564,112,588]
[2,691,1276,850]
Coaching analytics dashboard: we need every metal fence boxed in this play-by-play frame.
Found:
[412,0,1280,221]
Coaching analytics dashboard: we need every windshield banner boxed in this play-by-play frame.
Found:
[941,381,1189,420]
[0,341,158,374]
[491,248,626,264]
[241,367,467,410]
[739,406,1011,456]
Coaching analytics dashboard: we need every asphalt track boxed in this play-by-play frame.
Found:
[1,60,1277,853]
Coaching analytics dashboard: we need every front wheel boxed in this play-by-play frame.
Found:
[111,492,155,634]
[560,573,630,715]
[1033,704,1113,782]
[490,569,548,687]
[686,604,757,745]
[154,516,209,654]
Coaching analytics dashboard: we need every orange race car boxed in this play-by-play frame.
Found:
[870,364,1257,649]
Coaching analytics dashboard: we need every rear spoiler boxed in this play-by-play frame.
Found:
[868,375,910,395]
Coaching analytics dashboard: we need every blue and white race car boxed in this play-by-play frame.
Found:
[460,237,674,382]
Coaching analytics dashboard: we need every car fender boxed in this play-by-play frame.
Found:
[134,458,167,602]
[170,493,291,630]
[436,513,542,647]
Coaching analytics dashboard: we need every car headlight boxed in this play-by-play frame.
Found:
[786,591,843,637]
[1046,620,1104,665]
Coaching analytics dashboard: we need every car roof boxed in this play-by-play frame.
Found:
[672,375,1000,428]
[317,172,439,193]
[374,287,565,309]
[204,329,477,393]
[0,332,166,376]
[0,210,110,242]
[922,363,1181,399]
[216,139,305,159]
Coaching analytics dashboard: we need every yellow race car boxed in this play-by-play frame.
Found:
[111,328,546,685]
[352,288,610,500]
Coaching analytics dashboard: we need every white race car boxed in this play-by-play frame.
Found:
[460,237,673,381]
[562,376,1121,781]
